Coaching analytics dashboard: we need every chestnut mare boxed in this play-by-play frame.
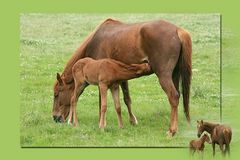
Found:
[52,18,192,137]
[68,57,152,128]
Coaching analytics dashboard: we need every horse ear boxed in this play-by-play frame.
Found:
[56,73,63,85]
[200,120,203,124]
[197,120,199,124]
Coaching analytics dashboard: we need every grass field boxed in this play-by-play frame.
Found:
[20,14,222,149]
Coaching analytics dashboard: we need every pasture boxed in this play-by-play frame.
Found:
[20,14,221,148]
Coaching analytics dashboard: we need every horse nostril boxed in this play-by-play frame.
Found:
[53,115,64,123]
[53,115,61,122]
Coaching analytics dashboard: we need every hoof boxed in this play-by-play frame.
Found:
[99,127,105,132]
[166,130,176,138]
[67,119,73,125]
[104,121,107,128]
[129,116,138,125]
[73,123,78,127]
[119,125,123,129]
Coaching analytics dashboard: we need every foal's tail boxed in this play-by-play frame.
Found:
[177,28,192,122]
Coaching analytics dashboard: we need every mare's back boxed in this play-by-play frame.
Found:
[84,19,179,64]
[214,125,232,143]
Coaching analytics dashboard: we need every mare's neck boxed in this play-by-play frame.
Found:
[61,30,96,83]
[203,122,219,135]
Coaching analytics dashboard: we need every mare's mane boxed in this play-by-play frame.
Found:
[58,18,122,84]
[203,122,219,133]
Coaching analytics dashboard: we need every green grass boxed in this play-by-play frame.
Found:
[20,14,221,148]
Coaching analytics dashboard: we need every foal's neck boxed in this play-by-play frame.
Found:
[200,136,208,144]
[115,61,150,79]
[203,122,219,135]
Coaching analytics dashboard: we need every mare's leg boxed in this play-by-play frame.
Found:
[99,83,108,129]
[158,72,179,137]
[212,143,216,156]
[149,50,180,137]
[219,143,225,156]
[111,84,123,128]
[226,144,230,156]
[172,63,180,99]
[120,81,138,125]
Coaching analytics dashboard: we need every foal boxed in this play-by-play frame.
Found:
[197,120,232,156]
[68,57,152,128]
[189,132,211,156]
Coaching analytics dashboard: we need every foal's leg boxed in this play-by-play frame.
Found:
[201,150,204,160]
[98,86,101,123]
[69,82,88,127]
[99,83,108,129]
[120,81,138,125]
[189,148,195,156]
[111,84,123,128]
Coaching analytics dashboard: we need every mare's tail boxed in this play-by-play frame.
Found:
[223,128,232,155]
[176,28,192,122]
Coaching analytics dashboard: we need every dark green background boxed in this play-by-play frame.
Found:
[1,0,240,159]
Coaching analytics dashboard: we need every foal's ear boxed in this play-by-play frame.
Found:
[56,73,63,85]
[200,120,203,124]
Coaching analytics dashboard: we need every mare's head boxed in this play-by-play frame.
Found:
[52,73,73,123]
[197,120,205,138]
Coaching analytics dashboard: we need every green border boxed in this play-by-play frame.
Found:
[1,0,240,159]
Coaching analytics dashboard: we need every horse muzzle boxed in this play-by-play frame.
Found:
[197,133,201,138]
[53,115,64,123]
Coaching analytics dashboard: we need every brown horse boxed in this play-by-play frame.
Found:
[68,57,152,128]
[197,120,232,156]
[189,132,211,156]
[52,18,192,137]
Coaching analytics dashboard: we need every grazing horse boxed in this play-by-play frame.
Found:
[68,57,152,128]
[189,132,211,156]
[52,18,192,137]
[197,120,232,156]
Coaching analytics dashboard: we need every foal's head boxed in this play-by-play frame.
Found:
[133,61,152,76]
[201,132,212,144]
[52,73,73,123]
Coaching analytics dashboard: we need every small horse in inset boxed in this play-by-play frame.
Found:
[197,120,232,156]
[66,57,152,129]
[189,132,211,156]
